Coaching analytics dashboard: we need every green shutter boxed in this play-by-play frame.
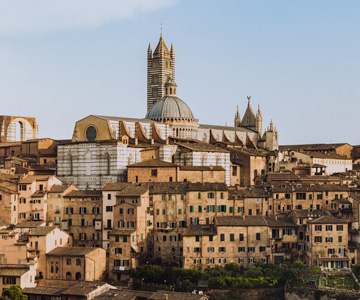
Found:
[207,205,210,212]
[230,207,233,213]
[224,206,227,212]
[198,206,202,212]
[218,205,221,212]
[190,206,194,213]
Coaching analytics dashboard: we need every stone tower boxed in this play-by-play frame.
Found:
[256,104,262,136]
[234,106,241,127]
[147,34,175,112]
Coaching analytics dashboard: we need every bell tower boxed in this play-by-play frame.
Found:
[147,34,175,112]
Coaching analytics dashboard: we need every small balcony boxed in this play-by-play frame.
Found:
[55,210,61,214]
[272,247,290,254]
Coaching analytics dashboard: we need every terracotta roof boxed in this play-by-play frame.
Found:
[265,216,298,228]
[15,220,46,228]
[18,175,52,184]
[109,229,135,236]
[149,291,208,300]
[199,123,254,133]
[188,182,228,191]
[127,159,178,168]
[48,184,73,193]
[176,142,228,153]
[27,226,57,236]
[308,216,348,224]
[267,172,300,181]
[0,267,29,276]
[149,182,189,194]
[290,209,328,219]
[216,216,268,226]
[180,166,225,171]
[31,190,46,198]
[272,183,349,193]
[182,224,217,236]
[279,143,351,151]
[46,246,99,256]
[65,190,102,197]
[116,185,148,197]
[229,187,271,200]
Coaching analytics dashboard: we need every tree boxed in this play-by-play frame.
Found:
[1,285,27,300]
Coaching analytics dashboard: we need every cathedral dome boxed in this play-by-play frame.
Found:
[146,96,194,121]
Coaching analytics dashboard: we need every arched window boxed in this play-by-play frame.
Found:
[66,272,72,280]
[76,272,81,280]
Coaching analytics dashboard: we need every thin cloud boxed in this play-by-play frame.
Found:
[0,0,179,36]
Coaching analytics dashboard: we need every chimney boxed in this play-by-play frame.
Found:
[134,138,138,145]
[151,139,154,145]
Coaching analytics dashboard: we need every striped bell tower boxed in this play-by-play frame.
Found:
[147,34,175,112]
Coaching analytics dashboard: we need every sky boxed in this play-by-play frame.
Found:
[0,0,359,145]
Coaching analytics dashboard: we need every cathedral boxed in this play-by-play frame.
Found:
[57,34,278,188]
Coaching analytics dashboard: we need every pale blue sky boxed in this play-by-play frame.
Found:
[0,0,359,145]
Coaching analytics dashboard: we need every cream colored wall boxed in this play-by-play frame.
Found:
[128,167,177,183]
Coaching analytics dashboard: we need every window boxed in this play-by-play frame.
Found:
[151,169,158,177]
[93,207,100,214]
[207,205,215,213]
[325,237,333,243]
[195,236,200,242]
[190,206,194,213]
[314,236,322,243]
[218,205,226,213]
[248,258,254,264]
[128,208,134,215]
[338,236,342,242]
[239,233,244,241]
[106,206,113,212]
[107,194,111,200]
[326,225,333,231]
[132,198,138,204]
[115,248,122,254]
[194,247,201,253]
[20,198,26,204]
[198,193,201,199]
[238,247,245,252]
[230,207,234,213]
[198,206,202,213]
[232,166,237,176]
[315,225,322,231]
[256,233,261,240]
[220,234,225,242]
[66,259,71,265]
[259,246,266,252]
[285,193,291,199]
[66,207,74,214]
[238,258,244,264]
[337,225,343,231]
[309,194,313,200]
[238,207,244,213]
[219,247,226,252]
[209,236,213,242]
[219,258,227,264]
[76,259,81,265]
[296,193,306,200]
[317,194,323,200]
[208,247,215,252]
[248,247,255,252]
[208,192,215,199]
[230,234,234,241]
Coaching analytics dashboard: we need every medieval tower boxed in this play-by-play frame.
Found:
[147,34,175,112]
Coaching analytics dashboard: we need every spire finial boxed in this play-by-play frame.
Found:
[160,23,163,37]
[247,96,251,106]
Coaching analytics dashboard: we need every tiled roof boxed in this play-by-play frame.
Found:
[199,123,254,133]
[180,166,225,171]
[149,291,208,300]
[127,159,178,168]
[18,175,52,184]
[182,224,217,236]
[31,191,46,198]
[149,182,189,194]
[279,143,350,151]
[265,216,298,228]
[291,209,328,219]
[272,183,349,193]
[216,216,268,227]
[27,226,57,236]
[308,216,348,224]
[49,184,73,193]
[109,229,135,236]
[176,142,228,153]
[46,246,98,256]
[116,185,148,197]
[267,172,300,181]
[0,267,29,276]
[15,220,46,228]
[229,187,271,200]
[188,182,228,192]
[65,190,102,197]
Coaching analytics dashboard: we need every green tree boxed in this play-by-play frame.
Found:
[176,279,195,292]
[1,285,27,300]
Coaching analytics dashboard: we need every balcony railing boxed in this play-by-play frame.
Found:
[113,266,126,271]
[272,248,290,254]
